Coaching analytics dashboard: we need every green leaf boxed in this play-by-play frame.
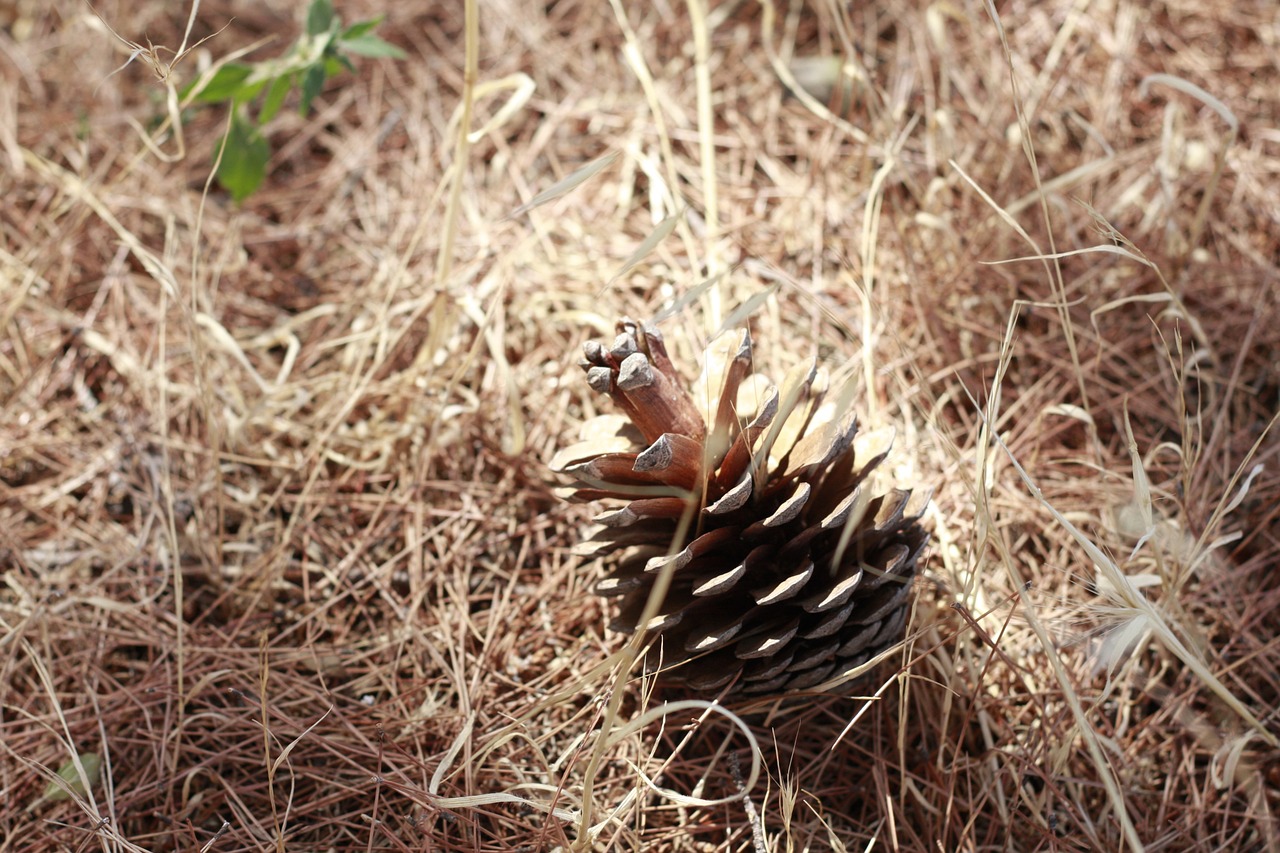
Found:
[298,63,326,115]
[338,34,406,59]
[325,55,354,77]
[186,63,255,103]
[216,109,270,201]
[308,29,337,63]
[305,0,335,36]
[258,74,293,124]
[40,752,102,804]
[231,79,270,105]
[340,18,383,41]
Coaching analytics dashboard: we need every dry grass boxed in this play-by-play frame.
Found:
[3,0,1279,850]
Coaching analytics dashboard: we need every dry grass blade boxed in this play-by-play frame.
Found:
[1138,73,1239,260]
[607,210,684,286]
[507,151,620,220]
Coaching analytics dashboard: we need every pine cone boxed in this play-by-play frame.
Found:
[552,318,929,696]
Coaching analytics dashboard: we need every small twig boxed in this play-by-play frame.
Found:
[730,751,767,853]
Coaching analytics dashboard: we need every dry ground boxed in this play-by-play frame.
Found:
[3,0,1279,850]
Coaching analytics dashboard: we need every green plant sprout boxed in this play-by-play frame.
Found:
[182,0,404,201]
[26,752,102,813]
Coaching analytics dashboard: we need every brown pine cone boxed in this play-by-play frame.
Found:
[552,318,929,696]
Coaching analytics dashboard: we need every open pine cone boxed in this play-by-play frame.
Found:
[552,318,929,696]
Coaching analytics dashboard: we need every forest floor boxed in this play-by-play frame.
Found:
[2,1,1279,850]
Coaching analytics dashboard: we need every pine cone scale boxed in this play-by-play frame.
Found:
[751,560,814,605]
